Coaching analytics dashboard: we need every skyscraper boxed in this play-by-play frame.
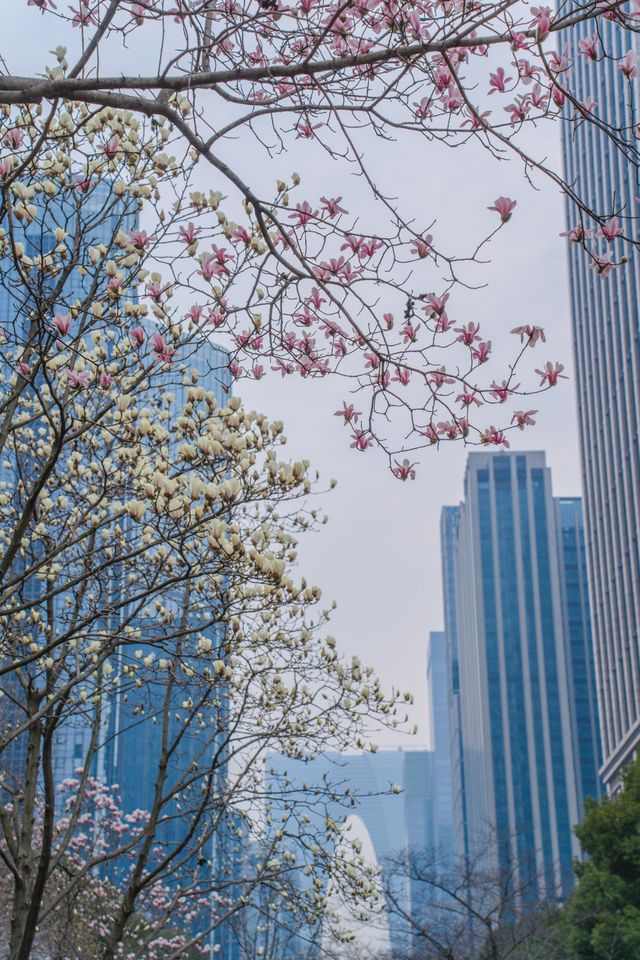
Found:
[555,498,603,807]
[440,506,469,869]
[448,451,600,903]
[426,631,453,865]
[562,21,640,791]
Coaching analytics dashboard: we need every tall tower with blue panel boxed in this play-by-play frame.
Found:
[451,452,599,904]
[439,506,469,871]
[555,498,603,808]
[562,18,640,792]
[426,631,453,867]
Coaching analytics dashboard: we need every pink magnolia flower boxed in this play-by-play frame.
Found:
[587,250,617,278]
[511,324,546,345]
[490,379,520,402]
[146,282,170,302]
[618,50,638,78]
[578,35,599,60]
[252,364,265,379]
[411,234,433,258]
[531,5,553,40]
[436,311,453,332]
[130,326,145,347]
[548,48,572,73]
[271,359,295,377]
[442,87,464,112]
[455,322,481,346]
[335,402,361,424]
[18,362,31,376]
[296,120,322,139]
[423,293,449,317]
[231,225,252,245]
[504,97,530,125]
[130,229,153,249]
[392,367,411,386]
[462,107,492,130]
[422,424,440,444]
[289,201,318,226]
[560,223,592,243]
[350,429,373,451]
[150,333,174,365]
[457,387,482,408]
[510,31,529,51]
[179,222,199,245]
[535,361,568,386]
[472,340,492,363]
[488,197,516,223]
[99,372,112,389]
[358,238,383,259]
[364,352,380,370]
[4,129,23,149]
[393,458,416,481]
[480,426,510,448]
[0,158,13,178]
[383,312,394,329]
[320,196,348,218]
[413,97,432,120]
[512,410,537,430]
[28,0,57,10]
[64,368,91,389]
[551,85,566,108]
[429,366,456,388]
[518,60,541,85]
[598,216,623,242]
[53,312,72,336]
[401,323,419,344]
[488,67,511,94]
[100,134,120,159]
[438,420,461,440]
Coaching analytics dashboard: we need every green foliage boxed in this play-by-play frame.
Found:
[564,761,640,959]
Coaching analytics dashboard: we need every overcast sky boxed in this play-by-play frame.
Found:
[9,1,582,748]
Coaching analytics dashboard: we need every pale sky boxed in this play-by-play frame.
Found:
[9,1,582,747]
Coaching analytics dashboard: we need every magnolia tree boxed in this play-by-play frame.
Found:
[0,123,407,959]
[2,0,639,469]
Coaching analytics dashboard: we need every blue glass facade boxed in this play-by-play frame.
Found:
[562,20,640,790]
[449,452,601,904]
[555,498,603,807]
[426,631,453,866]
[439,506,469,869]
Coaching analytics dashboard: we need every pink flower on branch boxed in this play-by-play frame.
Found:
[480,426,510,448]
[578,35,600,61]
[52,312,72,336]
[512,410,537,430]
[335,402,361,424]
[535,361,568,386]
[618,51,638,78]
[350,429,373,451]
[393,458,416,480]
[511,325,546,346]
[63,368,91,390]
[488,197,516,223]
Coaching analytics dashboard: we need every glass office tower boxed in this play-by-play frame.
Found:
[427,631,454,865]
[562,19,640,791]
[449,452,600,903]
